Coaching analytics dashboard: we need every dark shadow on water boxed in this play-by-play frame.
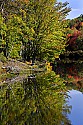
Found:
[54,59,83,92]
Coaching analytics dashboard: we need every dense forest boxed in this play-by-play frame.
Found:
[0,0,71,62]
[0,0,83,63]
[66,14,83,51]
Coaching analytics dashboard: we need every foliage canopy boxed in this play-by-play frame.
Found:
[0,0,70,61]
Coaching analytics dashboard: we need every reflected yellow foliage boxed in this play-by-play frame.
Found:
[46,62,52,72]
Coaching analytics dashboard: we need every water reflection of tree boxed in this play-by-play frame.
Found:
[56,61,83,90]
[0,71,72,125]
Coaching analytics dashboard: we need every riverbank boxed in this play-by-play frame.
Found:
[0,59,46,84]
[0,59,29,84]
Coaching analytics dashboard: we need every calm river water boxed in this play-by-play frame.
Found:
[55,60,83,125]
[0,60,83,125]
[67,89,83,125]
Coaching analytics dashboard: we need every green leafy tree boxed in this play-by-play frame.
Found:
[0,0,71,61]
[0,0,30,59]
[5,14,27,58]
[0,14,7,55]
[21,0,70,62]
[55,1,71,20]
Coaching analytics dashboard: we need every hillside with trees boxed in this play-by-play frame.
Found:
[66,14,83,51]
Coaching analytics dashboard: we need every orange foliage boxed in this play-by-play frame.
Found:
[73,76,79,81]
[80,22,83,26]
[19,0,28,4]
[24,0,28,3]
[68,75,73,79]
[67,34,72,38]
